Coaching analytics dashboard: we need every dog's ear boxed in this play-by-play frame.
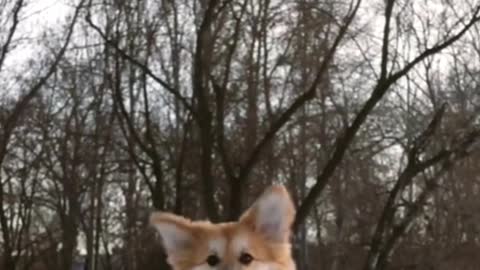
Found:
[150,212,194,260]
[239,185,296,242]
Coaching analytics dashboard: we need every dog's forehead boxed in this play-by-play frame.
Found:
[201,223,251,255]
[230,232,250,254]
[206,237,227,255]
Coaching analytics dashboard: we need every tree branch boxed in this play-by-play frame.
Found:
[227,0,363,220]
[0,1,85,268]
[0,0,23,73]
[85,12,194,114]
[364,108,480,270]
[294,4,480,229]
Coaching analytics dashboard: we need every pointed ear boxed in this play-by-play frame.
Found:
[149,212,194,257]
[240,185,296,242]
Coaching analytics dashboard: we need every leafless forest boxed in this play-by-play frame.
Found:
[1,0,480,269]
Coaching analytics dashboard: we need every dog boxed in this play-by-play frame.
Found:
[150,185,297,270]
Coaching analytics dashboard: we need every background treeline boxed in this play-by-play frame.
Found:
[1,0,480,270]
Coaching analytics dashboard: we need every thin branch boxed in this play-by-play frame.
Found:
[0,1,85,268]
[363,104,447,270]
[0,0,23,73]
[237,0,362,196]
[387,5,480,85]
[85,13,194,114]
[294,3,480,229]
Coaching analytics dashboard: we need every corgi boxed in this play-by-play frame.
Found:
[150,185,297,270]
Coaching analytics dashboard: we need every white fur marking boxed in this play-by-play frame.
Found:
[192,264,213,270]
[254,261,275,270]
[231,233,249,255]
[208,237,227,256]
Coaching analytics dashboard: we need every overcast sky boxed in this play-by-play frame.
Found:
[3,0,70,74]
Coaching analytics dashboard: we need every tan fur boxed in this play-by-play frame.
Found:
[150,185,296,270]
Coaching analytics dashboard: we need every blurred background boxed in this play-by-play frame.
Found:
[0,0,480,269]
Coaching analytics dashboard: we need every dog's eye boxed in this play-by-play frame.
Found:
[239,252,253,265]
[206,254,220,266]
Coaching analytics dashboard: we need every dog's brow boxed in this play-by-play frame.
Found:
[231,233,249,255]
[208,237,227,256]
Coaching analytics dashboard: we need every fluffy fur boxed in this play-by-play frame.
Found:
[150,185,296,270]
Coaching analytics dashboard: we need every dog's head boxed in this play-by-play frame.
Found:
[150,185,296,270]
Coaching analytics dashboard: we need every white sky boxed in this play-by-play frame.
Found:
[3,0,70,77]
